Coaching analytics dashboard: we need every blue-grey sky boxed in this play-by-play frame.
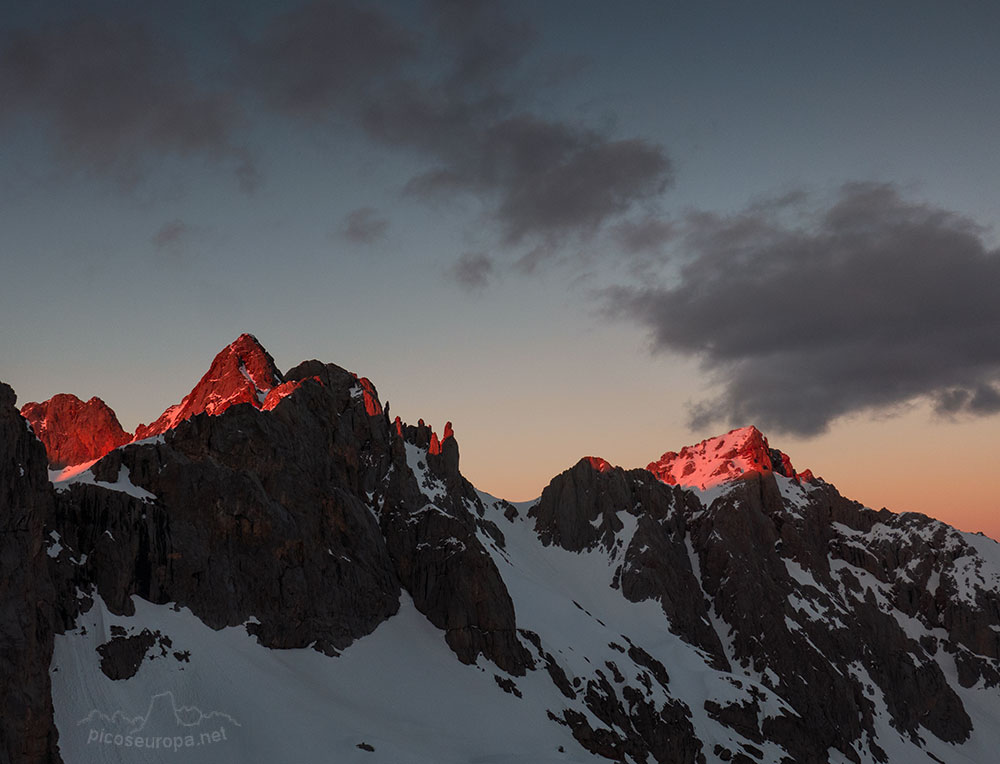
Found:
[3,1,1000,535]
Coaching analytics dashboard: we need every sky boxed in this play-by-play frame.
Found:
[2,0,999,539]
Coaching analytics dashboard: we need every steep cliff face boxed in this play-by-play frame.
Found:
[525,447,997,764]
[49,371,402,656]
[646,425,810,488]
[133,333,283,440]
[40,346,530,681]
[20,393,131,469]
[20,334,285,471]
[45,364,526,676]
[384,416,531,675]
[0,383,59,764]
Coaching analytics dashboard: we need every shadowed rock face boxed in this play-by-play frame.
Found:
[0,339,537,764]
[383,416,532,675]
[40,348,531,676]
[51,372,402,656]
[0,383,59,763]
[528,455,989,763]
[51,365,397,653]
[20,393,131,469]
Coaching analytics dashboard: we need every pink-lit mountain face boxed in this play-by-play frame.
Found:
[645,425,814,490]
[23,334,328,470]
[23,338,816,493]
[133,333,284,440]
[22,334,428,470]
[22,334,300,468]
[19,394,131,469]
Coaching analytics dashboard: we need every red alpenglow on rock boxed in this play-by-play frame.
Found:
[134,333,283,440]
[21,335,368,469]
[646,425,812,490]
[428,421,455,455]
[584,456,614,473]
[261,377,322,411]
[20,394,132,469]
[351,375,383,417]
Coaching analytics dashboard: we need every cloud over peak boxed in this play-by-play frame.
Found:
[2,1,672,255]
[244,0,672,257]
[605,183,1000,436]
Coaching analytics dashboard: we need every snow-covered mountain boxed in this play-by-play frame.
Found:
[2,335,999,764]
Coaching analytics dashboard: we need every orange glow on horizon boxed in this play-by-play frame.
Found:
[454,404,1000,543]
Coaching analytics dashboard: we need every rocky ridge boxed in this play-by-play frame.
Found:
[525,454,995,762]
[132,333,284,440]
[646,425,814,489]
[20,394,131,469]
[1,336,999,764]
[0,383,59,764]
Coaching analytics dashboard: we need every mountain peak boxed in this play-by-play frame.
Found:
[646,425,808,490]
[20,393,131,469]
[225,333,281,392]
[134,334,283,440]
[583,456,614,473]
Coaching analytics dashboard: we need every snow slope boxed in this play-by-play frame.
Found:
[53,594,594,764]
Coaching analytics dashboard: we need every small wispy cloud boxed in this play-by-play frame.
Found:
[340,207,389,244]
[449,252,494,291]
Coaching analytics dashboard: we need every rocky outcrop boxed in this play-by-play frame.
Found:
[20,393,131,469]
[689,474,976,759]
[95,627,170,680]
[45,342,531,677]
[528,449,987,762]
[557,680,705,764]
[383,418,531,675]
[0,382,59,764]
[711,481,974,757]
[52,367,401,655]
[530,457,728,665]
[646,425,810,488]
[530,456,636,553]
[133,333,283,440]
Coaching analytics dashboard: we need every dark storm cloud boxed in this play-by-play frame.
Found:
[449,252,493,290]
[490,131,670,245]
[0,16,253,189]
[3,2,672,251]
[614,215,676,254]
[244,0,673,255]
[379,111,672,245]
[604,183,1000,435]
[428,0,535,93]
[415,0,674,247]
[340,207,389,244]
